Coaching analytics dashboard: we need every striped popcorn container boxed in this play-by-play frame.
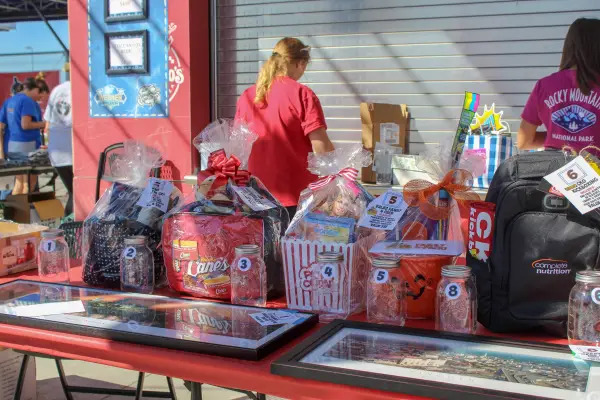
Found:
[281,238,369,314]
[463,135,513,189]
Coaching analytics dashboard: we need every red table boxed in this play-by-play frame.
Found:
[0,268,569,400]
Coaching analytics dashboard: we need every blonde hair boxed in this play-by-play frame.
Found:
[254,37,310,104]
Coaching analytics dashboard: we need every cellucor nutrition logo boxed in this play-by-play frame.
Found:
[531,259,571,275]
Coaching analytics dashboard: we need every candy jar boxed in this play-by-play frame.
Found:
[367,257,406,326]
[38,229,70,283]
[568,270,600,361]
[120,236,155,294]
[310,251,348,322]
[231,244,267,307]
[435,265,477,334]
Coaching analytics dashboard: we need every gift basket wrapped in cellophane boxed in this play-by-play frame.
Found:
[369,144,484,319]
[162,119,289,300]
[82,141,183,288]
[283,144,379,318]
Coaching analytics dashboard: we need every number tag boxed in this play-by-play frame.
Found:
[592,288,600,305]
[374,269,389,284]
[238,257,252,272]
[321,264,338,280]
[445,283,461,300]
[42,240,56,253]
[123,247,137,260]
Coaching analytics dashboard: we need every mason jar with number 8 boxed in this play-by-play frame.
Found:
[367,257,406,326]
[435,265,477,334]
[231,244,266,307]
[310,252,348,322]
[37,229,70,283]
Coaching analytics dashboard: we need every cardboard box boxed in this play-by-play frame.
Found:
[0,222,46,277]
[0,348,36,400]
[4,192,64,229]
[360,103,410,183]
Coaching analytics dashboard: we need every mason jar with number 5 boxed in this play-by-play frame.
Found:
[367,256,406,326]
[231,244,266,307]
[310,252,348,322]
[120,236,154,294]
[38,229,70,283]
[435,265,477,334]
[568,271,600,360]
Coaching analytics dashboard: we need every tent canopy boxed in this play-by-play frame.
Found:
[0,0,67,23]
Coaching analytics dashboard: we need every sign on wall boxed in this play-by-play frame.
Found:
[88,0,168,118]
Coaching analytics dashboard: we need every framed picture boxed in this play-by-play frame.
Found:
[105,30,148,75]
[272,320,600,399]
[0,280,318,360]
[105,0,147,23]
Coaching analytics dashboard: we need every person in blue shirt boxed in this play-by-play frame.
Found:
[0,78,24,159]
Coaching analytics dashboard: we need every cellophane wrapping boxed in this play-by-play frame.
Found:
[82,141,182,288]
[162,119,289,300]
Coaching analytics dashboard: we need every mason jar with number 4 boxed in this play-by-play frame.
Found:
[231,244,267,307]
[310,252,348,322]
[38,229,70,283]
[435,265,477,334]
[367,257,406,326]
[120,236,154,294]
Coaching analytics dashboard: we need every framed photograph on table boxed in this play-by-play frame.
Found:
[0,280,318,360]
[105,30,148,75]
[272,320,600,399]
[105,0,147,23]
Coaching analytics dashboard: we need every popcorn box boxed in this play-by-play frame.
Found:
[281,238,368,313]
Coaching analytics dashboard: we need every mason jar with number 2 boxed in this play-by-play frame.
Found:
[435,265,477,334]
[120,236,154,294]
[310,252,348,322]
[231,244,267,307]
[367,257,406,326]
[38,229,70,283]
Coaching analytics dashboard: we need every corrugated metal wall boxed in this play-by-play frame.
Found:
[215,0,600,153]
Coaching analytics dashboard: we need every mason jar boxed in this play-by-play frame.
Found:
[568,270,600,361]
[367,256,406,326]
[435,265,477,334]
[38,229,70,283]
[310,252,348,322]
[231,244,267,307]
[119,236,155,294]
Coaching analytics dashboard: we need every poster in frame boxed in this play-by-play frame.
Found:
[105,30,149,75]
[0,280,318,360]
[105,0,148,23]
[272,320,600,400]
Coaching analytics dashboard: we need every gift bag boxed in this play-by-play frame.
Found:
[463,134,513,189]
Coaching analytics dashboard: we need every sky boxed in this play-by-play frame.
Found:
[0,20,69,75]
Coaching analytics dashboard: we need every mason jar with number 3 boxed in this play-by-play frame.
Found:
[37,229,70,283]
[310,252,348,322]
[435,265,477,334]
[120,236,154,294]
[231,244,266,307]
[367,257,406,326]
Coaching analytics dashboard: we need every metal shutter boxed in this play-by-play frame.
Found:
[215,0,600,153]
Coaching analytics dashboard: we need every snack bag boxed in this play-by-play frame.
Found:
[162,120,289,300]
[82,141,182,288]
[370,143,482,318]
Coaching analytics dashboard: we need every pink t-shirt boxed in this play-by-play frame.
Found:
[522,69,600,150]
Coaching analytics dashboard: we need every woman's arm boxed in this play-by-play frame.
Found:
[517,119,546,150]
[308,128,335,153]
[21,115,45,131]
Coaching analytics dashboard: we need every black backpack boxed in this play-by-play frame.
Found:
[468,151,600,337]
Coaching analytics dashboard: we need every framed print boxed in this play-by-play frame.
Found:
[272,320,600,399]
[105,0,147,23]
[105,30,148,75]
[0,280,318,360]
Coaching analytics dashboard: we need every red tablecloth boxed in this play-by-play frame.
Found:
[0,268,569,400]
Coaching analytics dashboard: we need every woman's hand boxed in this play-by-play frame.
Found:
[308,128,335,153]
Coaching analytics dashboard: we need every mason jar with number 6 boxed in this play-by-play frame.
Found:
[38,229,70,283]
[310,252,348,322]
[435,265,477,334]
[120,236,154,294]
[231,244,267,307]
[367,256,406,326]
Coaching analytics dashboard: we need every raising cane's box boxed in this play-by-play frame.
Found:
[0,222,46,277]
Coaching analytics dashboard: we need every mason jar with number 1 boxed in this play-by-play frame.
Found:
[310,252,348,322]
[367,257,406,326]
[38,229,70,283]
[231,244,267,307]
[435,265,477,334]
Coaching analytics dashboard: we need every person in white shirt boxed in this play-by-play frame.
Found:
[44,75,72,217]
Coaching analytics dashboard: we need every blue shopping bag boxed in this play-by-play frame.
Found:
[462,135,513,188]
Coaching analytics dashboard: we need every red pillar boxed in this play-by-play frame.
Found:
[68,0,210,219]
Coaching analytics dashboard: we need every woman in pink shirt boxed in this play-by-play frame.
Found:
[518,18,600,151]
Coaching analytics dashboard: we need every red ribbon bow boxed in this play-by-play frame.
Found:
[197,149,251,190]
[308,168,358,191]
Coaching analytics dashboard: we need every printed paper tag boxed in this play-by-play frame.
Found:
[592,288,600,305]
[358,190,408,231]
[233,186,276,211]
[445,283,461,300]
[238,257,251,271]
[41,240,56,253]
[381,123,400,145]
[136,178,173,213]
[249,311,300,326]
[123,246,137,259]
[370,240,464,256]
[1,301,85,317]
[570,345,600,362]
[373,269,389,284]
[544,156,600,214]
[321,264,338,280]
